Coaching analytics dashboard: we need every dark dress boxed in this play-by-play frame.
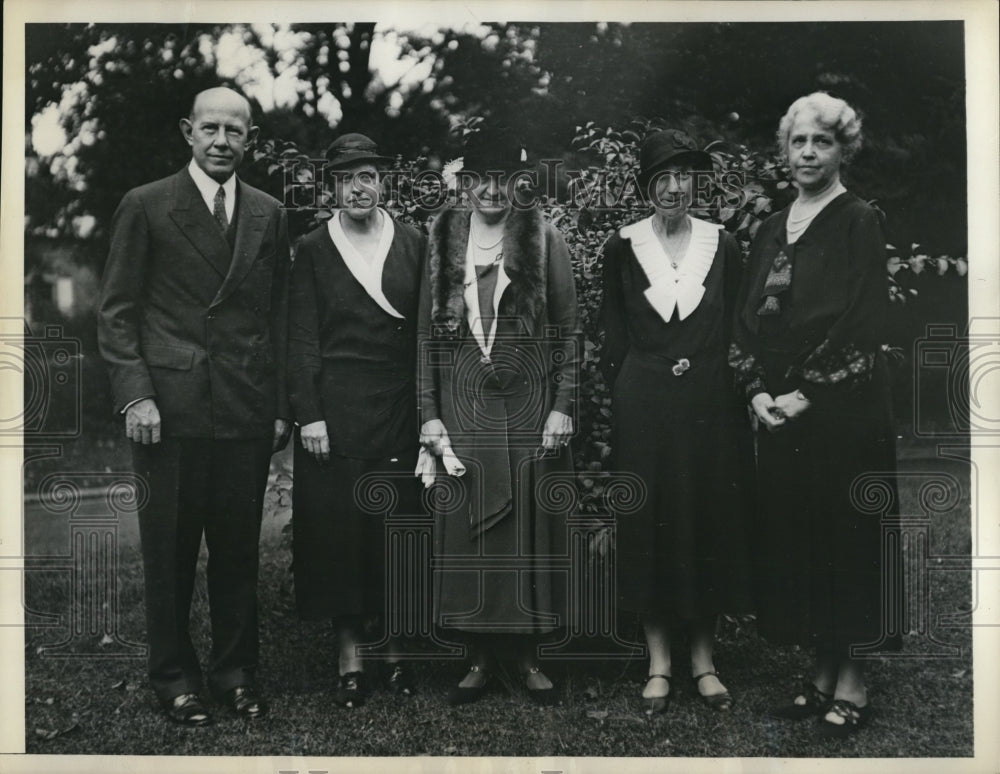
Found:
[418,206,579,635]
[730,192,901,654]
[287,215,425,621]
[600,216,754,619]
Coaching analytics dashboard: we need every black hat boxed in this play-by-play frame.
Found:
[324,133,393,170]
[638,129,712,191]
[460,127,531,176]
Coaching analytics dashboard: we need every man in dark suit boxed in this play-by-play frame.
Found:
[98,87,291,726]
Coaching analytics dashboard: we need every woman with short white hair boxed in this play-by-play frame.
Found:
[730,92,900,738]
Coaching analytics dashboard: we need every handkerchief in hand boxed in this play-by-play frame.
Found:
[415,446,466,488]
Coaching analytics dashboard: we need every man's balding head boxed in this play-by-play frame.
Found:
[189,87,253,124]
[180,87,258,183]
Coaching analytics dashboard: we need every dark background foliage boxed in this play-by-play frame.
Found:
[26,21,966,251]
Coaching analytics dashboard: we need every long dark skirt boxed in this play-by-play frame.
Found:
[753,363,902,654]
[431,353,570,636]
[432,445,570,635]
[291,436,419,622]
[612,351,755,619]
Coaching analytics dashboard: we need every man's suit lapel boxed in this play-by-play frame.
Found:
[212,180,268,307]
[168,169,233,280]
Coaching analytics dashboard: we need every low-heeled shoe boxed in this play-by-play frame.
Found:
[817,699,873,738]
[334,671,371,708]
[642,674,672,715]
[447,665,489,706]
[693,671,734,712]
[524,666,559,706]
[770,679,834,720]
[387,663,415,696]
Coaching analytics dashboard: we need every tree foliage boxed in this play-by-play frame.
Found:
[25,20,966,255]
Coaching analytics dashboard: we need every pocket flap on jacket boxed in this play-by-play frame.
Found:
[144,344,195,370]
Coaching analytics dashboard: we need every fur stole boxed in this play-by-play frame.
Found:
[426,206,547,337]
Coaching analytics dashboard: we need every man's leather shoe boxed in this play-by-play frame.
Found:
[334,671,371,708]
[221,685,268,719]
[162,693,213,727]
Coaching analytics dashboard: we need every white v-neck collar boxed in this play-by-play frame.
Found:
[620,215,720,322]
[327,208,403,319]
[463,229,511,358]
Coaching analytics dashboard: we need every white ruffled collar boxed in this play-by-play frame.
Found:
[620,215,721,322]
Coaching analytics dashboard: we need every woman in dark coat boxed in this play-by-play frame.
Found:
[729,92,899,737]
[287,134,425,707]
[599,129,755,714]
[417,128,580,705]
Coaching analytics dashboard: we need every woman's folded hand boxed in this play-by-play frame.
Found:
[542,410,574,449]
[751,393,787,432]
[300,419,330,462]
[420,419,451,456]
[773,390,811,421]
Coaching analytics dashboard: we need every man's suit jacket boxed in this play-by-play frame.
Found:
[98,166,289,440]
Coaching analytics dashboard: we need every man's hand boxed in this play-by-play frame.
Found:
[126,398,162,445]
[750,393,787,432]
[272,418,292,453]
[541,410,574,450]
[300,420,330,463]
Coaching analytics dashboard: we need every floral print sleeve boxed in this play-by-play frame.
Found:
[794,339,876,390]
[791,205,886,398]
[728,342,767,401]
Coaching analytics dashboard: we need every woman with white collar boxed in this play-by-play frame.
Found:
[599,129,754,715]
[287,133,425,707]
[417,127,579,706]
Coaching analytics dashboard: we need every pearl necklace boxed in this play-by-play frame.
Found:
[471,215,505,250]
[466,214,505,288]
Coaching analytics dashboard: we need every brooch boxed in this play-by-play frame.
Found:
[672,358,690,377]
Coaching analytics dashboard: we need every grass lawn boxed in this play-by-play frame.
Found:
[22,429,974,758]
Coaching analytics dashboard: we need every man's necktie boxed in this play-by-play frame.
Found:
[213,186,229,232]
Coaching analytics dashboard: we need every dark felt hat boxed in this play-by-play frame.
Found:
[460,127,531,176]
[324,133,393,170]
[638,129,713,190]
